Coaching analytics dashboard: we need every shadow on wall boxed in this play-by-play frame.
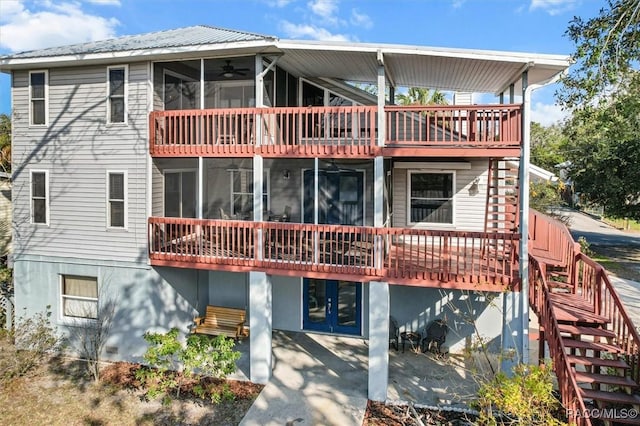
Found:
[389,286,503,353]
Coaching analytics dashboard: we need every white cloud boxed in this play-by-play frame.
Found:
[0,0,119,52]
[350,9,372,29]
[530,102,568,126]
[280,20,352,41]
[265,0,295,6]
[86,0,121,5]
[529,0,579,16]
[307,0,341,26]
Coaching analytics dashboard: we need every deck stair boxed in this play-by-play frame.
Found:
[529,210,640,426]
[483,159,519,259]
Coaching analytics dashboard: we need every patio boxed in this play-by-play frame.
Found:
[229,330,495,424]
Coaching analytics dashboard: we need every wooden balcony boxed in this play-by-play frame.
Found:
[149,105,522,158]
[148,217,520,291]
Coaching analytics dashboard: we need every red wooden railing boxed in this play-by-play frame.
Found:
[149,104,522,156]
[148,217,519,289]
[384,104,521,147]
[529,256,590,426]
[150,106,378,157]
[529,209,640,424]
[573,253,640,382]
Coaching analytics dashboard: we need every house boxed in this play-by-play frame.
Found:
[0,26,570,401]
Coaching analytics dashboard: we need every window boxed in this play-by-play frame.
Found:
[408,172,454,225]
[107,171,127,228]
[31,170,48,224]
[108,66,127,123]
[61,275,98,320]
[164,170,196,217]
[230,169,269,217]
[29,71,47,125]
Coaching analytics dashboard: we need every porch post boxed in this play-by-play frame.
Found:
[501,70,530,372]
[368,280,389,401]
[197,157,203,219]
[249,271,272,384]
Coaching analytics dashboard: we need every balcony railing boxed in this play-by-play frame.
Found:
[148,217,520,290]
[149,104,522,157]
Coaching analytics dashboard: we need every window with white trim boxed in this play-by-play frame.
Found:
[61,275,98,320]
[29,71,47,125]
[31,170,48,224]
[107,171,127,228]
[230,169,270,218]
[107,66,127,123]
[408,171,454,225]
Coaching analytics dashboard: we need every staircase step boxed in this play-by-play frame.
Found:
[557,324,617,339]
[579,388,640,405]
[574,371,639,388]
[567,355,630,370]
[563,338,624,354]
[548,280,573,289]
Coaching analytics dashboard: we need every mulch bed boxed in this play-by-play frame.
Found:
[364,400,477,426]
[100,361,263,401]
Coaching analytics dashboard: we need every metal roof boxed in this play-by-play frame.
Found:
[0,25,570,94]
[2,25,273,59]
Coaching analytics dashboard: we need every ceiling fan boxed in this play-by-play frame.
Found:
[219,60,250,78]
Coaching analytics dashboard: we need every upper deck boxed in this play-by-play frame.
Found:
[150,104,522,158]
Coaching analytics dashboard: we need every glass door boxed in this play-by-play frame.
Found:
[303,170,364,225]
[303,279,361,335]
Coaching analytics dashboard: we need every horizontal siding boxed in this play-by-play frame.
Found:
[392,160,488,231]
[12,62,151,263]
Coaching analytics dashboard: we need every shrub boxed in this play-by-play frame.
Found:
[474,363,566,425]
[1,307,61,383]
[135,327,241,403]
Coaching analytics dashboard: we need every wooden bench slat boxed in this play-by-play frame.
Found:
[193,305,248,339]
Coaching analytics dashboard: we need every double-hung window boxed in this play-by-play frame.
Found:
[61,275,98,320]
[31,170,49,224]
[29,70,47,126]
[408,171,455,225]
[107,171,127,228]
[107,66,127,124]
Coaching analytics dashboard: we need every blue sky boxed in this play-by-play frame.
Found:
[0,0,603,124]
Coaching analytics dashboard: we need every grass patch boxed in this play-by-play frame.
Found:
[590,250,640,282]
[602,216,640,232]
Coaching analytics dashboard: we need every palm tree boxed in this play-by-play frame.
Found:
[0,114,10,173]
[395,87,448,106]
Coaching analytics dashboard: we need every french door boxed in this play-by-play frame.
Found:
[303,170,364,225]
[303,279,361,335]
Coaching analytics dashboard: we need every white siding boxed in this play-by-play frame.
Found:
[12,63,150,263]
[392,160,488,231]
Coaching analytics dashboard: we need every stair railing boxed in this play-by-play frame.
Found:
[573,252,640,383]
[529,255,591,426]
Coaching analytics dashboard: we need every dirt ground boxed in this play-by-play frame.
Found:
[0,340,262,426]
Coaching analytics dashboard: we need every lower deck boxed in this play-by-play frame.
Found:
[149,218,519,291]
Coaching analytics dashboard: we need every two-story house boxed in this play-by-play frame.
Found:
[0,26,569,401]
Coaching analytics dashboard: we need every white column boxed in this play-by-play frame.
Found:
[197,157,203,219]
[249,271,272,384]
[368,280,390,401]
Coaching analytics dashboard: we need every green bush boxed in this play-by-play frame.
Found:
[135,327,241,403]
[474,363,566,425]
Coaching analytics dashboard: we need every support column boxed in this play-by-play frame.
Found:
[197,157,203,219]
[368,281,390,401]
[502,70,531,372]
[249,271,272,384]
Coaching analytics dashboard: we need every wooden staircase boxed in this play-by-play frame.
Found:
[529,210,640,426]
[484,158,519,234]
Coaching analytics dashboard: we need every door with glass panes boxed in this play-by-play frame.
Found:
[303,279,361,335]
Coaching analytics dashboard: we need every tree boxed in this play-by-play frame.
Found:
[395,87,448,106]
[562,71,640,219]
[530,122,568,172]
[0,114,10,173]
[559,0,640,107]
